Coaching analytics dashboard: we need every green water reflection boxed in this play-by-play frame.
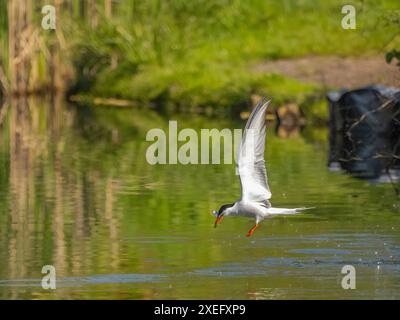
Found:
[0,96,399,299]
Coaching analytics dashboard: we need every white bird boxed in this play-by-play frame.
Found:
[213,98,313,237]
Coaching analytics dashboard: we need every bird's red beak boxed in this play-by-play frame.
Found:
[214,215,224,228]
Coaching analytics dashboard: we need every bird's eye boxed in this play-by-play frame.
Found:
[212,210,218,216]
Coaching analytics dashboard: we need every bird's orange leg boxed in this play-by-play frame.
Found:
[246,223,259,237]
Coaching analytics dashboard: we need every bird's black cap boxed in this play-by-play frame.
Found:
[217,203,234,216]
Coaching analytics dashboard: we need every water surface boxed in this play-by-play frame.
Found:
[0,96,399,299]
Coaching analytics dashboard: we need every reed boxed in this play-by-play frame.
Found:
[2,0,78,96]
[0,0,398,112]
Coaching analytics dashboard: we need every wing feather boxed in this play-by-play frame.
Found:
[237,98,271,205]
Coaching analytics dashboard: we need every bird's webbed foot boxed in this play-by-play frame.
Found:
[246,223,259,237]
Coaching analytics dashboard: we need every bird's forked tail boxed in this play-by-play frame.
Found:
[268,207,315,215]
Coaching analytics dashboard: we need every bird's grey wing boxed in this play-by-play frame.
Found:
[237,98,272,205]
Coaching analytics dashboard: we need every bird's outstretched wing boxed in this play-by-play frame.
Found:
[237,98,271,206]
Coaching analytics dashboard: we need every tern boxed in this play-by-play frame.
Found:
[213,98,312,237]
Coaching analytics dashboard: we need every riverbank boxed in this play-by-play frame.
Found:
[1,1,399,118]
[70,53,399,123]
[64,0,399,116]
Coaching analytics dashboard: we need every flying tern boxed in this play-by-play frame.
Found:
[213,98,312,237]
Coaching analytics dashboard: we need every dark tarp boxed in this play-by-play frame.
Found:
[327,85,400,179]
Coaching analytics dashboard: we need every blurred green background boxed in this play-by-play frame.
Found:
[1,0,400,113]
[0,0,400,300]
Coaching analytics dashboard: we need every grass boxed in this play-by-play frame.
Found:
[7,1,400,114]
[88,61,318,114]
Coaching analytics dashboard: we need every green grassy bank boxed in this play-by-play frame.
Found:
[1,1,400,115]
[66,0,399,114]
